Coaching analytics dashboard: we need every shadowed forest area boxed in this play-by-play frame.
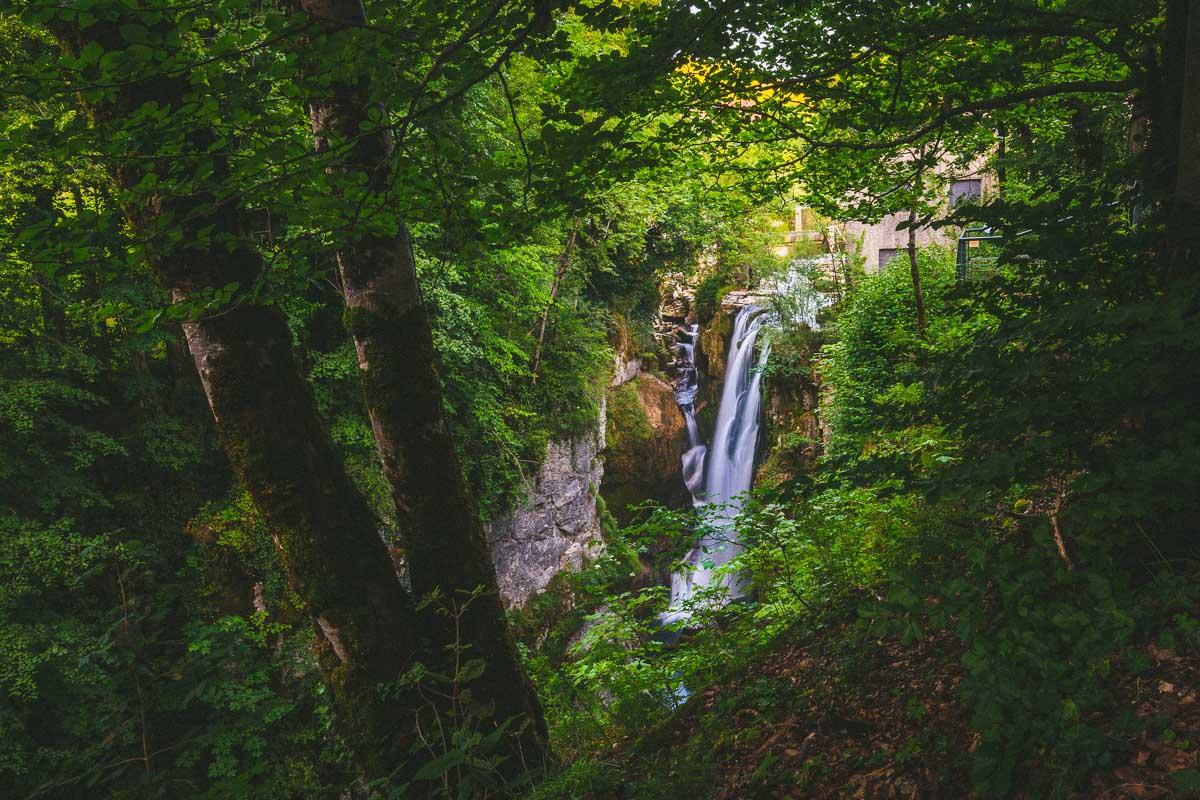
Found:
[1,0,1198,798]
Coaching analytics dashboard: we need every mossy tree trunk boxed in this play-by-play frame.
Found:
[297,0,549,772]
[1169,0,1199,274]
[905,206,927,340]
[26,185,68,342]
[50,13,425,785]
[1141,0,1200,268]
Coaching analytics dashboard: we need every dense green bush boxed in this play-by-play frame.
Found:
[819,246,960,475]
[694,270,734,325]
[825,206,1200,795]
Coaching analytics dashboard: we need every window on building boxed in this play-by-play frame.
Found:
[950,178,983,207]
[878,248,899,267]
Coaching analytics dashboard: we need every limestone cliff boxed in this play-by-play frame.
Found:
[486,401,606,608]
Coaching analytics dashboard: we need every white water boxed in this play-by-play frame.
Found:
[675,325,707,496]
[664,306,771,624]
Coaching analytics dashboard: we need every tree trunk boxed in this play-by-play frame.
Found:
[297,0,548,773]
[51,17,424,784]
[1176,0,1200,194]
[531,220,580,384]
[32,193,67,342]
[1139,0,1200,275]
[177,257,424,783]
[906,207,927,339]
[1171,0,1199,273]
[996,122,1007,197]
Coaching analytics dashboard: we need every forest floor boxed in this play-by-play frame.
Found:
[585,604,1200,799]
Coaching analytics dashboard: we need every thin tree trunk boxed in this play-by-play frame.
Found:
[906,206,927,339]
[297,0,548,773]
[51,18,423,783]
[906,145,928,339]
[833,224,855,296]
[35,268,67,342]
[996,122,1007,197]
[25,185,68,342]
[531,220,580,384]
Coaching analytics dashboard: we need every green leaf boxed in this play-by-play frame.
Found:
[412,749,467,781]
[79,41,103,66]
[1172,770,1200,792]
[118,23,149,43]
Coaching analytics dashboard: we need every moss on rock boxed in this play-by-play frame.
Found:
[602,375,689,523]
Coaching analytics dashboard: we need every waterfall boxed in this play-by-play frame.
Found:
[665,306,771,625]
[675,325,707,496]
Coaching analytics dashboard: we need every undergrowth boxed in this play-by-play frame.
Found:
[520,231,1200,798]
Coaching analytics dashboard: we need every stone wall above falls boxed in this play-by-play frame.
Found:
[485,398,606,608]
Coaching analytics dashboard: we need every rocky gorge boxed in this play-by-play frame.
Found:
[486,286,824,609]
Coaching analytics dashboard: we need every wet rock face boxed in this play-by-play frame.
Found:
[485,408,605,608]
[602,374,690,524]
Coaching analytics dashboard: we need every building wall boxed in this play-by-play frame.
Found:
[783,155,997,273]
[849,158,996,273]
[840,210,956,272]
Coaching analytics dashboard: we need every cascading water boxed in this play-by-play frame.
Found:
[664,306,771,625]
[675,325,707,497]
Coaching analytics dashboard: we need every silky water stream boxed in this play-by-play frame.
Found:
[663,306,771,626]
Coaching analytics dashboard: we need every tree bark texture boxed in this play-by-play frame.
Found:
[297,0,549,771]
[51,13,423,784]
[1171,0,1200,273]
[531,220,580,384]
[906,207,927,339]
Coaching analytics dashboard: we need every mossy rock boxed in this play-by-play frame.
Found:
[697,302,735,394]
[602,376,690,523]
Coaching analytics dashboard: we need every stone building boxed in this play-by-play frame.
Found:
[781,157,997,272]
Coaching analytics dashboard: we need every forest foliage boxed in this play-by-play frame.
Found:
[1,0,1197,798]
